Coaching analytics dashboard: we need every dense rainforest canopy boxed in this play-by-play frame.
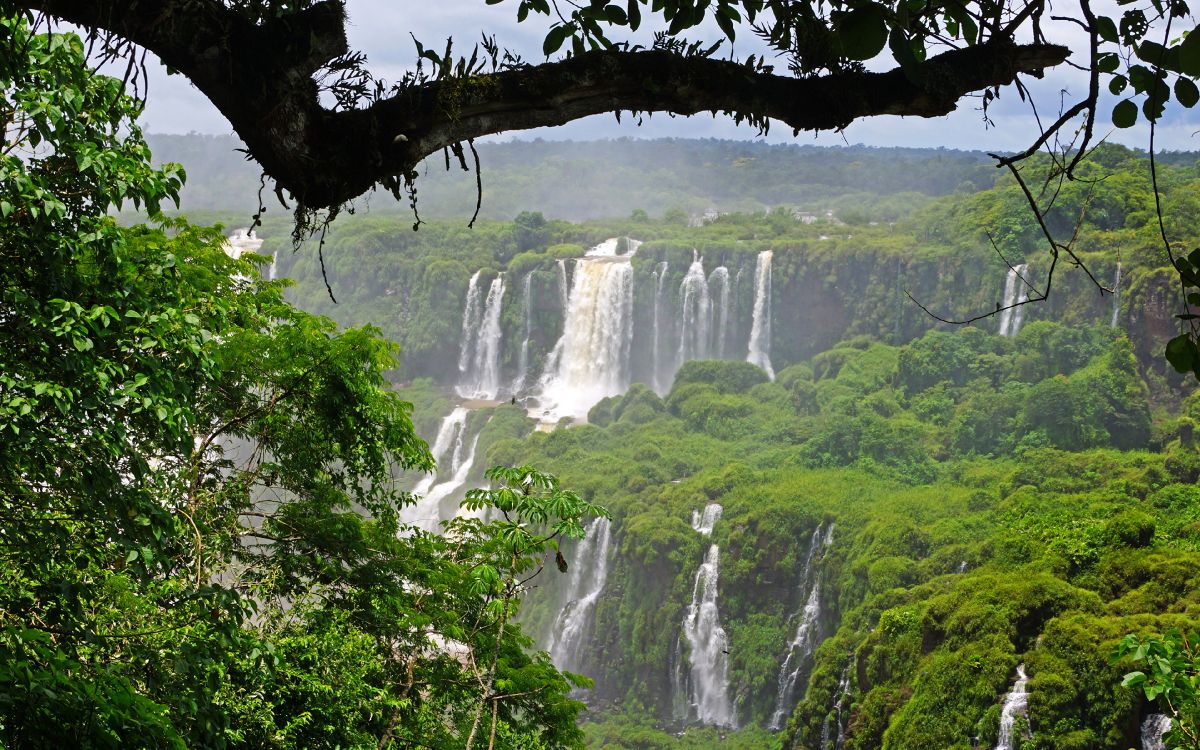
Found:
[4,2,1200,750]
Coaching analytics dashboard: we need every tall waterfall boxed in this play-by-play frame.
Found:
[821,662,853,750]
[1141,714,1171,750]
[710,266,731,358]
[691,503,724,535]
[997,264,1030,337]
[769,523,835,730]
[459,274,506,399]
[1111,262,1123,328]
[747,250,775,379]
[402,408,477,532]
[557,259,570,312]
[548,517,613,673]
[677,252,712,368]
[652,261,669,393]
[267,250,278,281]
[536,241,635,422]
[513,272,534,393]
[681,544,737,728]
[457,271,483,373]
[993,664,1031,750]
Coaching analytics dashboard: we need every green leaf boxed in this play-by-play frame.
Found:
[1179,27,1200,76]
[1096,16,1119,44]
[836,5,889,61]
[1112,98,1139,127]
[1176,75,1200,107]
[1165,334,1196,374]
[543,24,572,56]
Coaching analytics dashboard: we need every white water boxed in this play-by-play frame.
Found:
[418,432,480,528]
[267,250,278,281]
[677,252,712,369]
[681,543,737,728]
[691,503,723,537]
[1141,714,1171,750]
[459,274,506,399]
[548,517,613,673]
[652,261,669,394]
[993,664,1031,750]
[401,408,479,532]
[997,264,1030,337]
[747,250,775,379]
[535,240,635,422]
[822,663,853,750]
[710,266,731,358]
[513,272,534,393]
[1111,262,1123,328]
[769,524,835,730]
[457,271,483,373]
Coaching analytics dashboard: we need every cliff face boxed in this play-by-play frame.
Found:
[277,225,1181,397]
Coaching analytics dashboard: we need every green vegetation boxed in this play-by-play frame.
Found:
[0,16,595,749]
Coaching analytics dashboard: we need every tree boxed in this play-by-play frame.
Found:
[14,0,1200,373]
[0,13,601,747]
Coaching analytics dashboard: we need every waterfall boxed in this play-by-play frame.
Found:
[536,240,635,422]
[1141,714,1171,750]
[1111,262,1123,328]
[677,252,712,369]
[267,250,278,281]
[746,250,775,379]
[513,272,534,393]
[652,261,669,394]
[997,264,1030,337]
[993,664,1031,750]
[769,523,835,730]
[821,663,853,750]
[457,271,483,373]
[691,503,723,536]
[459,274,506,400]
[548,517,613,673]
[418,432,481,528]
[709,266,731,358]
[557,259,570,312]
[401,408,478,532]
[681,543,737,728]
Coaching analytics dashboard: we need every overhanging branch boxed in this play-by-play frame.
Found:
[19,0,1070,211]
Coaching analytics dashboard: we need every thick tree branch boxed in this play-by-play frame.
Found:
[21,0,1070,211]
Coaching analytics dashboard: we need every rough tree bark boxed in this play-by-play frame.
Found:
[21,0,1071,211]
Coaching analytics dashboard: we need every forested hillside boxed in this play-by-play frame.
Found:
[241,144,1200,749]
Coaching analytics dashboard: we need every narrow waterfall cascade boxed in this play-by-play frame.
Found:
[676,252,713,369]
[417,432,481,529]
[821,663,853,750]
[710,266,731,358]
[1111,262,1123,328]
[535,240,635,423]
[691,503,724,536]
[513,272,534,393]
[399,408,478,532]
[993,664,1031,750]
[769,523,835,730]
[267,250,278,281]
[1141,714,1172,750]
[997,264,1030,337]
[458,274,506,400]
[681,543,737,728]
[457,271,483,374]
[652,261,669,393]
[746,250,776,379]
[557,259,570,312]
[548,517,613,673]
[411,408,469,498]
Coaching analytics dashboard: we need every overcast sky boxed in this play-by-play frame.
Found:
[136,0,1198,152]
